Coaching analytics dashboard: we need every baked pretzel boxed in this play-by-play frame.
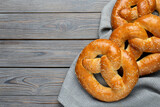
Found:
[110,14,160,76]
[75,39,139,102]
[111,0,160,29]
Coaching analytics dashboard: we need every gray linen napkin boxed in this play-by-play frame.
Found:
[58,0,160,106]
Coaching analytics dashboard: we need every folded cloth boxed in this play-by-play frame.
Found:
[58,0,160,106]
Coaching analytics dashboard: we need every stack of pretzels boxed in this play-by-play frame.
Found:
[75,0,160,102]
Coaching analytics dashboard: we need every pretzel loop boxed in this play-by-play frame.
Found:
[112,0,159,29]
[83,55,125,91]
[110,14,160,76]
[75,39,139,102]
[129,14,160,52]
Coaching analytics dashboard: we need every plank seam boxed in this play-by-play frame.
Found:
[0,39,96,41]
[0,12,101,14]
[0,67,70,68]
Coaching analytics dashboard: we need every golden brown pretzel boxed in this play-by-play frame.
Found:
[75,39,139,102]
[110,14,160,76]
[111,0,160,29]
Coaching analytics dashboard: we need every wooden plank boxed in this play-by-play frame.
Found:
[0,0,109,12]
[0,68,67,95]
[1,103,62,107]
[1,104,62,107]
[0,13,99,39]
[0,40,92,67]
[0,96,62,107]
[0,68,64,106]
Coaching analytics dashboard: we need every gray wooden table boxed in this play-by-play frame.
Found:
[0,0,109,106]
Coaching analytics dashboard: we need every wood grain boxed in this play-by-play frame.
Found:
[0,96,62,107]
[0,0,107,106]
[0,13,100,39]
[0,0,109,12]
[1,103,62,107]
[0,40,92,67]
[0,68,68,95]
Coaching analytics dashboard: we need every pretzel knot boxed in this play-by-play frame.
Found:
[111,0,160,29]
[75,39,139,102]
[110,14,160,76]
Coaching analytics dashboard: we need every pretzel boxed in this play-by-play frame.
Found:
[111,0,160,29]
[110,14,160,76]
[75,39,139,102]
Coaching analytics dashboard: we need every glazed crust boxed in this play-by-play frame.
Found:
[111,0,160,29]
[75,39,139,102]
[137,53,160,76]
[110,14,160,76]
